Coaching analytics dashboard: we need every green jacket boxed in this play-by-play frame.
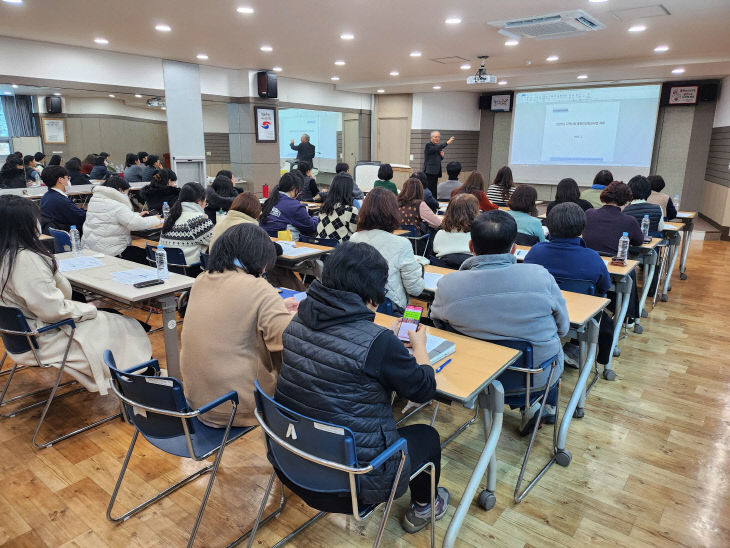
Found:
[374,180,398,194]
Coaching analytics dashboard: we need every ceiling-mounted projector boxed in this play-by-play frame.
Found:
[467,56,497,85]
[146,97,166,108]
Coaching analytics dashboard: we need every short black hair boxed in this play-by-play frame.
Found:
[103,175,130,192]
[446,161,462,180]
[208,223,277,276]
[593,169,613,187]
[335,162,349,173]
[647,175,665,192]
[64,157,82,171]
[146,154,159,167]
[34,152,45,162]
[41,165,68,187]
[297,160,312,175]
[321,241,389,305]
[23,155,34,165]
[99,152,110,159]
[48,154,62,166]
[546,202,586,239]
[471,210,517,255]
[94,155,106,166]
[216,169,234,179]
[5,155,22,168]
[137,151,148,162]
[628,175,651,201]
[377,163,393,181]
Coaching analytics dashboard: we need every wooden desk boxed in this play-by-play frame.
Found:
[55,251,194,377]
[270,238,332,270]
[674,211,696,279]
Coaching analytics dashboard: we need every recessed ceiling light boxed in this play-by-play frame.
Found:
[505,40,519,46]
[108,94,115,98]
[376,89,385,93]
[53,92,61,96]
[460,64,471,70]
[433,85,441,90]
[445,17,462,25]
[498,80,508,85]
[260,45,273,52]
[196,54,209,60]
[236,6,254,14]
[94,38,109,45]
[331,76,340,81]
[161,107,166,110]
[654,45,669,52]
[577,74,588,79]
[672,67,685,74]
[628,24,646,32]
[546,55,559,62]
[410,51,422,57]
[272,66,283,72]
[11,84,18,88]
[134,94,143,98]
[589,0,608,3]
[334,60,346,66]
[155,24,171,32]
[2,0,24,4]
[340,33,354,40]
[389,70,399,76]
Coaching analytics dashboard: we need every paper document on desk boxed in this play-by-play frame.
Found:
[112,268,166,285]
[514,249,528,260]
[278,243,319,257]
[423,272,443,291]
[676,212,692,218]
[58,256,104,272]
[409,334,456,365]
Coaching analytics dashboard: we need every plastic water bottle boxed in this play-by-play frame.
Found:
[673,194,680,212]
[69,225,81,255]
[155,245,168,280]
[617,232,629,261]
[162,201,170,220]
[641,215,650,240]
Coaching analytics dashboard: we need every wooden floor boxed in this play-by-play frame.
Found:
[1,240,729,548]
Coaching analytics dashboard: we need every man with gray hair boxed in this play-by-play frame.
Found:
[423,131,454,196]
[290,133,316,164]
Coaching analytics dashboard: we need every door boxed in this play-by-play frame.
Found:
[342,116,359,166]
[376,117,409,165]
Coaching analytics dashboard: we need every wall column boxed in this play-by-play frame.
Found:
[228,101,280,195]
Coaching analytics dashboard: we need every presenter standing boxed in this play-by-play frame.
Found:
[290,134,316,164]
[423,131,454,196]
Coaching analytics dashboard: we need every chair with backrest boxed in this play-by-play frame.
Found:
[400,224,431,257]
[553,278,596,296]
[199,252,209,270]
[48,227,72,253]
[246,381,437,548]
[298,235,340,248]
[103,351,282,548]
[514,233,540,246]
[0,305,120,448]
[145,244,200,276]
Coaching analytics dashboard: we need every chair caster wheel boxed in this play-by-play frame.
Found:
[661,295,668,302]
[555,449,572,467]
[613,347,621,357]
[603,369,616,381]
[641,309,648,318]
[634,324,643,334]
[680,273,687,280]
[574,407,585,419]
[477,490,496,511]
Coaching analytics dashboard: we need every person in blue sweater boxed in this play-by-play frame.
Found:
[39,165,86,233]
[259,171,319,238]
[524,202,614,367]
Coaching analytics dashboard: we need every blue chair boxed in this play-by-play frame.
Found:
[103,351,280,548]
[199,252,209,270]
[376,297,396,316]
[553,278,596,296]
[247,381,437,548]
[298,235,339,247]
[48,227,72,253]
[0,306,120,448]
[145,244,201,276]
[400,224,430,257]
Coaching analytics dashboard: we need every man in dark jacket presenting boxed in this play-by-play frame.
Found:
[290,133,315,164]
[423,131,454,196]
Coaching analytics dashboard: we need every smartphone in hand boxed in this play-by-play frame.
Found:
[397,305,424,341]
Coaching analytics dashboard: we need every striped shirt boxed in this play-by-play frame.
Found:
[486,185,515,206]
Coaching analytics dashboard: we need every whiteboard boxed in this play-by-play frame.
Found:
[354,162,381,192]
[11,136,43,155]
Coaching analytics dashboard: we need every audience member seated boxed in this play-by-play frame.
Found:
[430,210,568,429]
[546,178,593,214]
[210,192,261,248]
[204,174,239,224]
[64,157,90,186]
[647,175,677,220]
[180,223,298,428]
[0,195,152,394]
[581,169,613,209]
[437,161,462,200]
[39,166,86,233]
[23,155,41,185]
[138,169,180,213]
[524,203,614,368]
[123,153,145,182]
[140,154,164,181]
[259,172,319,238]
[398,177,442,230]
[137,151,149,167]
[80,154,97,175]
[316,172,359,242]
[486,165,516,206]
[336,161,365,199]
[46,154,62,168]
[624,175,664,237]
[296,161,323,202]
[507,185,545,243]
[159,182,213,265]
[410,171,439,212]
[0,154,27,188]
[373,163,398,194]
[88,155,109,180]
[452,171,498,212]
[275,241,448,531]
[33,152,46,173]
[350,188,424,313]
[432,193,479,267]
[82,176,161,263]
[98,152,116,173]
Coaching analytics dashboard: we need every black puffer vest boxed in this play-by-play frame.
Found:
[623,201,663,235]
[275,281,409,504]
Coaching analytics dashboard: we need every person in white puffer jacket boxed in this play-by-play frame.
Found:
[82,176,161,263]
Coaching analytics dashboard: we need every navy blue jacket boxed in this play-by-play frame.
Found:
[40,189,86,233]
[89,165,109,180]
[524,237,611,296]
[259,193,319,236]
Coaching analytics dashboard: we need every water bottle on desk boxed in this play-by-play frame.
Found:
[673,194,680,213]
[155,244,168,280]
[69,225,81,255]
[641,215,650,241]
[617,232,629,262]
[162,201,170,220]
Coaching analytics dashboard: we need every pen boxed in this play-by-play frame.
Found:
[435,358,452,373]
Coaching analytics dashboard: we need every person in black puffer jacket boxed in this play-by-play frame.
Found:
[204,175,239,224]
[0,155,27,188]
[138,169,180,214]
[274,241,449,535]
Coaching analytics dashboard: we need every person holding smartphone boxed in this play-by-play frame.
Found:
[275,241,449,535]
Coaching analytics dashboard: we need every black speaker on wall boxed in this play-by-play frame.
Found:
[257,71,278,98]
[45,96,62,113]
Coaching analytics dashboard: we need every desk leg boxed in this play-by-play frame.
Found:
[662,232,681,300]
[604,275,631,381]
[442,381,504,548]
[679,220,694,280]
[158,294,180,378]
[634,250,656,334]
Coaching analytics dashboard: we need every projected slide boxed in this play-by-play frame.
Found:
[279,108,338,160]
[510,85,661,172]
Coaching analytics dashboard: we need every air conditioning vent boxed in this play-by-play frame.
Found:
[489,10,606,40]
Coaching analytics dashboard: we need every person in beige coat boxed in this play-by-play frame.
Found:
[209,192,261,249]
[180,223,298,428]
[0,196,152,395]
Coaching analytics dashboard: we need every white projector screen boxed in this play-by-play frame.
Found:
[509,84,661,185]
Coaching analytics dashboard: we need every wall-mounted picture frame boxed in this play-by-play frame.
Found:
[41,118,66,144]
[255,106,277,143]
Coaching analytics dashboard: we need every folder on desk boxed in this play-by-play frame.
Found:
[409,335,455,365]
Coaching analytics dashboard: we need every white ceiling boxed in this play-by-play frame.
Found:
[0,0,729,94]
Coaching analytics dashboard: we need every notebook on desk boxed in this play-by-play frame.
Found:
[514,249,528,260]
[409,334,456,365]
